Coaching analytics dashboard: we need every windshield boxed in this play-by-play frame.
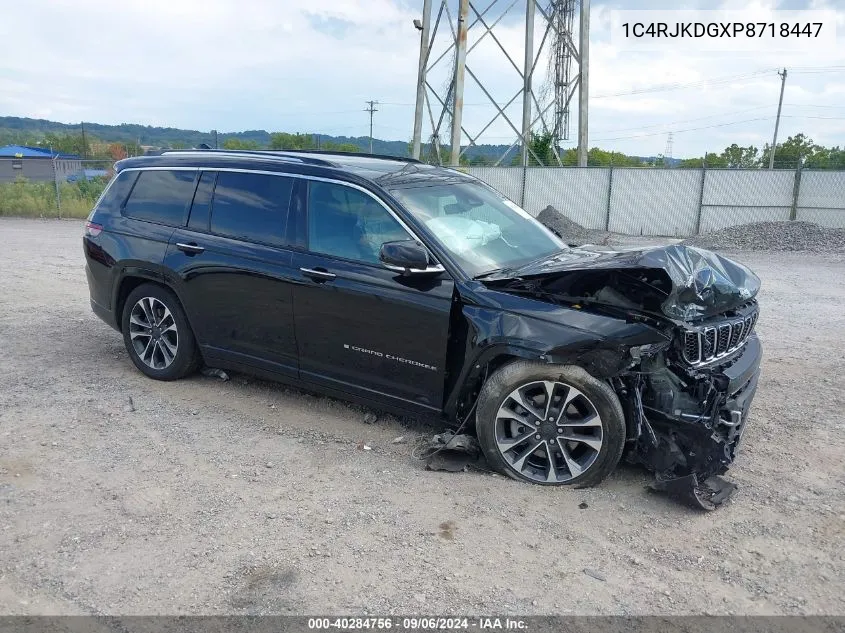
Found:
[389,181,564,277]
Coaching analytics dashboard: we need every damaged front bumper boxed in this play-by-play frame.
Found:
[622,334,762,510]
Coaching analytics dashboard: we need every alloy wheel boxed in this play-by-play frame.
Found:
[494,380,604,483]
[128,297,179,370]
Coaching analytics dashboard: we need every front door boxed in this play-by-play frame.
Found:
[290,178,454,414]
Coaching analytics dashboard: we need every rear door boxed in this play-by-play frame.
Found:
[164,169,300,377]
[290,178,454,414]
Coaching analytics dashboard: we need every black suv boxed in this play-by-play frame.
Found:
[84,150,762,508]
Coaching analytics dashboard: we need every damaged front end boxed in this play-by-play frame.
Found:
[617,303,761,510]
[476,244,763,510]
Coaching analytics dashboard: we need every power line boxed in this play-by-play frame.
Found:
[592,69,777,100]
[593,111,845,142]
[592,116,775,142]
[784,103,845,109]
[782,114,845,121]
[385,69,785,114]
[597,104,775,135]
[787,65,845,71]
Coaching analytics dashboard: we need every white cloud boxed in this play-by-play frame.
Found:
[0,0,843,157]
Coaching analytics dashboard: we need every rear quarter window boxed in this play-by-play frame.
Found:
[91,170,138,216]
[123,169,198,227]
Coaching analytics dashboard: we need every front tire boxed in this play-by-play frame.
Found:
[475,361,625,487]
[121,283,200,381]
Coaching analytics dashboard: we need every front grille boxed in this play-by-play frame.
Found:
[682,307,759,366]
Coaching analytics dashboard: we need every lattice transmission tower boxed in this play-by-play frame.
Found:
[410,0,590,167]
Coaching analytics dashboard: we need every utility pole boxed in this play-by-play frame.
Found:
[577,0,590,167]
[769,68,787,170]
[365,100,379,154]
[450,0,469,166]
[80,121,87,159]
[412,0,432,160]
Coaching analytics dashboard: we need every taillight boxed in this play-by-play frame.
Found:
[85,221,103,237]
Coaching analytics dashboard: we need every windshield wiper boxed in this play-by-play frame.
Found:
[473,267,516,280]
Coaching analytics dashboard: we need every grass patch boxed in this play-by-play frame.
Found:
[0,177,109,219]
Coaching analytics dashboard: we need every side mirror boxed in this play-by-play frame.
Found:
[379,240,444,275]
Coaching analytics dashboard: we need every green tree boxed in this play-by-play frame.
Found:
[42,132,90,157]
[467,154,493,166]
[586,148,643,167]
[678,152,727,168]
[269,132,316,150]
[321,140,359,153]
[508,131,555,166]
[760,133,822,169]
[222,138,261,150]
[720,144,759,168]
[803,145,845,169]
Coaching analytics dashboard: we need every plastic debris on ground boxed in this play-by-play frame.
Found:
[201,367,230,381]
[649,473,738,511]
[417,432,483,473]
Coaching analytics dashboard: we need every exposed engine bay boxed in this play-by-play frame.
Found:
[478,244,762,510]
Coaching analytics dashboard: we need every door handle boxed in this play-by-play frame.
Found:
[300,267,336,282]
[176,242,205,255]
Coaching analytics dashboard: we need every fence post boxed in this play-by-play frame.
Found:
[520,165,527,209]
[694,162,706,235]
[51,154,61,218]
[604,165,613,231]
[790,158,803,221]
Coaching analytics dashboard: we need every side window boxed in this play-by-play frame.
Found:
[123,170,197,226]
[209,172,293,246]
[93,170,138,215]
[308,181,411,264]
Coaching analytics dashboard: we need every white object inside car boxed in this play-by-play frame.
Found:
[424,216,502,255]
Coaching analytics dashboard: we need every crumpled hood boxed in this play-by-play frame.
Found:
[487,244,760,321]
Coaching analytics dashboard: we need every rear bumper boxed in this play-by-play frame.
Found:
[86,262,120,331]
[90,297,119,331]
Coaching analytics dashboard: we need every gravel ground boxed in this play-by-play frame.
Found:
[537,206,613,246]
[683,221,845,252]
[1,217,843,616]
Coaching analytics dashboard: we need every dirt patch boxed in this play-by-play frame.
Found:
[0,217,843,616]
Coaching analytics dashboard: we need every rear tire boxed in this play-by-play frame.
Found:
[121,283,200,381]
[475,361,625,487]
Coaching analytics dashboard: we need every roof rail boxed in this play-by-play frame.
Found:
[274,149,422,164]
[159,148,338,167]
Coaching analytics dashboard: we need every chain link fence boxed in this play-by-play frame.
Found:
[3,159,844,234]
[466,165,845,236]
[0,159,114,219]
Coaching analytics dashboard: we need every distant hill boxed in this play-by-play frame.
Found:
[0,115,517,162]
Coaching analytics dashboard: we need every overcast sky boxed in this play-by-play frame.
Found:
[1,0,843,158]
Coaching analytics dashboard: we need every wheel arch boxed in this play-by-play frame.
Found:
[113,269,182,333]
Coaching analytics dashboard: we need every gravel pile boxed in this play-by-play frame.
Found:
[683,221,845,252]
[536,205,611,246]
